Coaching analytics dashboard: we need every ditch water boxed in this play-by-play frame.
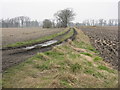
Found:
[23,40,58,50]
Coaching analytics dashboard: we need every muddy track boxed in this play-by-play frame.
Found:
[2,28,77,71]
[2,29,70,50]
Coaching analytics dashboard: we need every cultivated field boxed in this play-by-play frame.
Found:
[2,28,65,46]
[80,26,118,68]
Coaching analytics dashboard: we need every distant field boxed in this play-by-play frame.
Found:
[2,28,64,46]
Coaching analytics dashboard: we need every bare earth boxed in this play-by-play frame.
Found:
[80,26,118,68]
[2,28,64,46]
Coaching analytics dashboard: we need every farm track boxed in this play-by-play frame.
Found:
[2,28,77,71]
[2,29,70,50]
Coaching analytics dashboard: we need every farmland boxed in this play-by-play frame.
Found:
[2,28,65,46]
[1,0,119,88]
[2,28,118,88]
[80,26,118,68]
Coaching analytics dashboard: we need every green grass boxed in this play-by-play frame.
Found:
[4,29,68,48]
[73,41,98,53]
[85,61,93,67]
[44,51,64,60]
[98,65,115,73]
[69,53,77,59]
[70,63,81,73]
[83,67,104,78]
[35,63,50,70]
[80,52,92,57]
[94,56,103,62]
[0,78,2,89]
[84,68,95,74]
[60,80,72,88]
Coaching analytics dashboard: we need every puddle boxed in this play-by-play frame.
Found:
[23,40,58,50]
[38,40,58,47]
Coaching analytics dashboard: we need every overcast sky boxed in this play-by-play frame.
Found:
[1,0,119,23]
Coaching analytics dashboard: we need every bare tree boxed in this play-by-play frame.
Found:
[42,19,52,28]
[81,19,118,26]
[54,8,75,28]
[0,19,2,27]
[114,19,118,26]
[51,19,56,28]
[108,19,115,26]
[1,16,41,28]
[90,19,95,26]
[98,19,104,26]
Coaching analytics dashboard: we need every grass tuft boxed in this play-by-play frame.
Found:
[70,63,81,73]
[94,56,103,62]
[98,65,115,73]
[80,52,92,57]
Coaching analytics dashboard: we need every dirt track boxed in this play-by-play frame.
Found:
[2,28,77,71]
[2,28,65,46]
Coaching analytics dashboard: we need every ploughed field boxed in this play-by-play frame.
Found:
[80,26,118,68]
[2,28,64,46]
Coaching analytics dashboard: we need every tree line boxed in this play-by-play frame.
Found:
[0,8,75,28]
[0,16,39,28]
[0,8,118,28]
[75,19,118,27]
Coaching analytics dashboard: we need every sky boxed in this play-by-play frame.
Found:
[0,0,119,23]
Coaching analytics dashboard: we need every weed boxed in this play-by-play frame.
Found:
[94,56,103,62]
[93,72,104,78]
[98,65,114,73]
[60,80,71,88]
[84,68,94,74]
[70,63,81,72]
[87,46,98,53]
[84,68,103,78]
[0,79,2,88]
[69,53,77,59]
[80,52,92,57]
[35,64,50,70]
[85,61,93,67]
[44,51,64,60]
[73,41,86,49]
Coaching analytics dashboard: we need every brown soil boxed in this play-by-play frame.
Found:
[79,26,118,69]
